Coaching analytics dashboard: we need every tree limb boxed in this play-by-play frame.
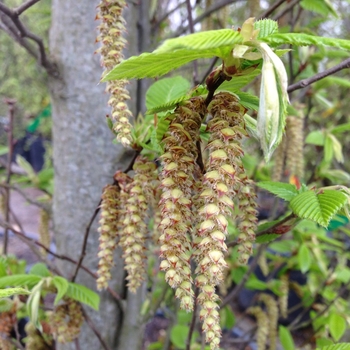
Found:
[288,57,350,93]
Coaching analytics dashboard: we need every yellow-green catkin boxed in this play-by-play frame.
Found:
[97,0,133,146]
[159,97,207,312]
[272,135,287,182]
[247,306,268,350]
[49,299,83,343]
[96,183,120,290]
[279,273,289,319]
[38,209,50,257]
[286,116,304,180]
[193,92,251,350]
[24,321,53,350]
[118,156,156,292]
[259,294,278,350]
[258,253,269,277]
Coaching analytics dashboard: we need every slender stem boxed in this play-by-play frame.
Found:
[259,0,287,19]
[288,57,350,93]
[2,99,15,255]
[221,245,265,308]
[185,0,198,84]
[186,287,199,350]
[15,0,41,15]
[81,307,112,350]
[272,0,301,21]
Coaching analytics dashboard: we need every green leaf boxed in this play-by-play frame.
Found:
[146,77,191,111]
[220,306,235,329]
[305,130,325,146]
[177,310,193,325]
[16,155,38,185]
[104,30,243,81]
[255,19,279,38]
[257,181,298,201]
[27,280,44,328]
[170,325,188,349]
[324,134,334,163]
[66,282,100,310]
[329,313,346,341]
[315,77,350,91]
[290,190,348,227]
[0,287,31,298]
[0,146,9,156]
[146,95,189,115]
[320,169,350,185]
[235,92,260,111]
[262,33,350,51]
[279,325,295,350]
[246,276,267,290]
[256,233,280,244]
[29,263,50,277]
[331,122,350,134]
[301,0,338,17]
[218,68,261,93]
[317,344,350,350]
[52,276,69,305]
[0,274,42,289]
[298,243,312,273]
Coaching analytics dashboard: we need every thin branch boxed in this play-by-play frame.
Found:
[288,57,350,93]
[185,0,198,84]
[0,219,123,306]
[259,0,287,19]
[15,0,41,15]
[72,150,141,282]
[2,99,15,255]
[171,0,241,37]
[186,287,199,350]
[153,1,187,30]
[0,183,50,211]
[272,0,301,21]
[0,1,58,76]
[221,245,265,308]
[81,307,112,350]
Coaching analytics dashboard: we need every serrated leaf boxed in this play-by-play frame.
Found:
[298,243,312,273]
[146,77,191,111]
[155,29,241,53]
[255,19,279,38]
[29,263,50,277]
[262,33,350,51]
[279,325,295,350]
[290,190,347,227]
[66,282,100,310]
[0,287,31,298]
[0,274,42,289]
[257,181,298,201]
[329,313,346,342]
[53,276,69,305]
[324,134,334,163]
[146,95,188,115]
[219,68,261,93]
[235,92,260,111]
[104,30,243,81]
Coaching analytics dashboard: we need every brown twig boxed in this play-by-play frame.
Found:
[272,0,301,21]
[288,57,350,93]
[185,0,198,84]
[0,1,58,76]
[186,287,199,350]
[72,150,141,282]
[259,0,287,19]
[2,99,16,255]
[81,307,112,350]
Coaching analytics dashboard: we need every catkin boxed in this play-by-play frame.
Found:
[247,306,268,350]
[97,0,133,146]
[259,294,278,350]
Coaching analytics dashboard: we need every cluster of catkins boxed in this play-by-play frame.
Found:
[96,92,258,349]
[96,0,133,146]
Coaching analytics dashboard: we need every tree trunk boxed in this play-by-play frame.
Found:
[49,0,128,348]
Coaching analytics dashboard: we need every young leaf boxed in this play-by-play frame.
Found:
[66,282,100,310]
[298,243,312,273]
[0,287,31,298]
[329,313,346,341]
[300,0,338,18]
[254,19,279,38]
[257,181,298,201]
[27,280,44,329]
[290,190,347,227]
[305,130,325,146]
[52,276,69,305]
[262,33,350,51]
[0,274,42,289]
[317,344,350,350]
[29,263,50,277]
[146,95,189,115]
[279,325,295,350]
[146,77,191,111]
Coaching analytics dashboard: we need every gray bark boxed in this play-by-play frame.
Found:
[49,0,128,348]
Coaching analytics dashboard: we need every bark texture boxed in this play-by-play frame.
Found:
[49,0,128,348]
